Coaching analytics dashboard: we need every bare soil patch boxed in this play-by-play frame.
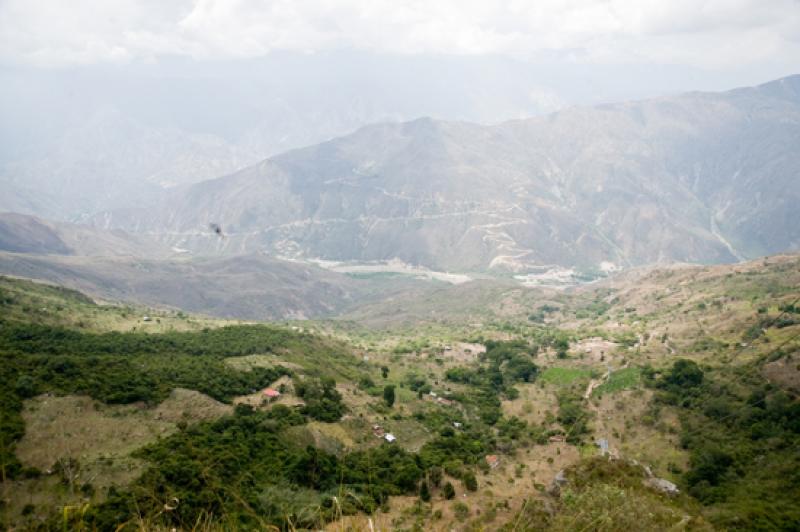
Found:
[762,352,800,393]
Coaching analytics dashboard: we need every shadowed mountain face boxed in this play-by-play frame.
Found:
[0,252,395,320]
[0,212,173,257]
[0,213,437,320]
[88,75,799,272]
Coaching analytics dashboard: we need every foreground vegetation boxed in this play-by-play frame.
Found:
[1,255,799,530]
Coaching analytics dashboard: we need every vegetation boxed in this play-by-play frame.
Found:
[539,367,592,386]
[0,318,360,482]
[556,391,591,444]
[506,458,710,531]
[648,357,800,529]
[82,405,424,530]
[593,366,641,396]
[445,340,539,424]
[383,384,396,407]
[294,377,346,422]
[3,256,799,530]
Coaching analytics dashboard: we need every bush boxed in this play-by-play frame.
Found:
[463,471,478,491]
[295,377,346,422]
[429,466,443,487]
[383,385,396,407]
[453,501,470,521]
[419,480,431,502]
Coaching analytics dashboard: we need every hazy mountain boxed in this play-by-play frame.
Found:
[0,212,172,257]
[93,75,800,273]
[2,53,764,222]
[0,108,266,221]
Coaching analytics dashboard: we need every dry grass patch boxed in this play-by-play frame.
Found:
[17,395,174,471]
[590,390,687,478]
[224,353,303,371]
[502,383,558,426]
[284,422,352,455]
[762,352,800,393]
[153,388,233,423]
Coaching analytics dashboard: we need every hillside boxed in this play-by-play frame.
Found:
[0,252,434,320]
[93,75,800,273]
[0,212,172,258]
[2,255,798,530]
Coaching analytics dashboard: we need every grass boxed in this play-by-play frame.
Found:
[7,390,234,525]
[0,275,231,333]
[593,367,641,396]
[539,367,593,386]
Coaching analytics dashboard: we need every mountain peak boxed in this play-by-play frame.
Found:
[755,73,800,102]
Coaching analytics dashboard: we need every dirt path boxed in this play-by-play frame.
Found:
[584,368,611,399]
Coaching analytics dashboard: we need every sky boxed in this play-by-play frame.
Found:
[1,0,799,176]
[1,0,799,71]
[0,0,799,221]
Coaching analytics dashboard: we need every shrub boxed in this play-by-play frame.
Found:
[453,501,470,521]
[463,471,478,491]
[419,480,431,502]
[383,385,396,407]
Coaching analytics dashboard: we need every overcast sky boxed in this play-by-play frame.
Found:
[1,0,799,72]
[1,0,800,168]
[0,0,799,219]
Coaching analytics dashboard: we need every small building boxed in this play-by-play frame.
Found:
[548,435,565,443]
[596,438,609,456]
[485,454,500,469]
[142,316,152,322]
[384,433,396,443]
[263,388,281,399]
[453,422,463,429]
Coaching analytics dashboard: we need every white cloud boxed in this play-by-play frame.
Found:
[0,0,798,68]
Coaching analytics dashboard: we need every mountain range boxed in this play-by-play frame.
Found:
[0,75,798,320]
[91,75,800,273]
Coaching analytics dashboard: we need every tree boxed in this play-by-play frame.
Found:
[443,481,456,500]
[381,366,389,379]
[662,359,704,388]
[429,466,443,487]
[554,337,570,359]
[463,471,478,491]
[295,376,345,422]
[419,479,431,502]
[383,385,396,407]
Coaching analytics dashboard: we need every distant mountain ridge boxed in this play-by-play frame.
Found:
[86,74,800,272]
